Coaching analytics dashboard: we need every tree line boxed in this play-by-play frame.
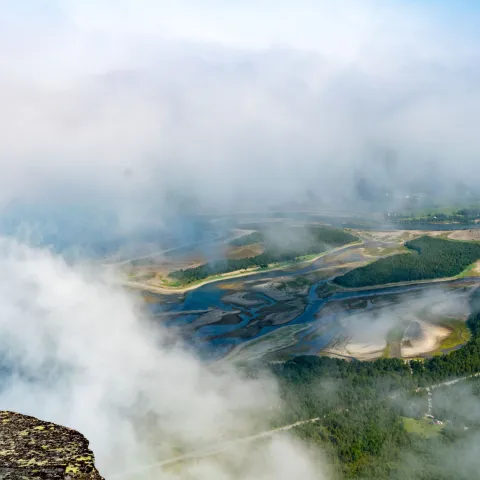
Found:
[171,226,358,284]
[335,236,480,288]
[388,208,480,225]
[266,287,480,478]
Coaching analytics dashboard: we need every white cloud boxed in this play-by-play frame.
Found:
[0,238,330,478]
[0,4,479,476]
[0,1,479,221]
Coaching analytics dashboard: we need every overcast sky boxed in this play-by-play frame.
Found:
[1,0,480,226]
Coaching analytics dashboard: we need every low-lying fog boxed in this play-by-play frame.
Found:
[2,1,480,248]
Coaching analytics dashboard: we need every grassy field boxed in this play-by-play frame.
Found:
[434,319,471,353]
[457,261,480,278]
[402,417,444,438]
[457,263,475,278]
[362,246,409,257]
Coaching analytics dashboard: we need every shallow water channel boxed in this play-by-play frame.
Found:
[146,248,480,361]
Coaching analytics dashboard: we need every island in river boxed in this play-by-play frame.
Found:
[118,217,480,364]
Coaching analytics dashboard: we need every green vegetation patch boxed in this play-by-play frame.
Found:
[434,319,471,353]
[265,288,480,479]
[457,261,480,278]
[335,236,480,288]
[390,206,480,225]
[316,283,339,299]
[171,226,358,285]
[285,276,312,290]
[402,417,443,438]
[363,246,408,257]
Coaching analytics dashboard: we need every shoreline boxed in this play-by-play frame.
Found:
[333,272,480,294]
[122,240,363,295]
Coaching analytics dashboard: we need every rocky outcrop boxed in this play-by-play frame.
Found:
[0,411,104,479]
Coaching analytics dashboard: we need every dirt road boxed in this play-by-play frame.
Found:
[111,371,480,478]
[110,417,320,478]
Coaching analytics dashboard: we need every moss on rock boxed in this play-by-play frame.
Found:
[0,411,104,479]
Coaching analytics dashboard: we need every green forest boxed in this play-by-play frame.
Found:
[388,207,480,225]
[335,236,480,288]
[171,226,358,284]
[266,288,480,479]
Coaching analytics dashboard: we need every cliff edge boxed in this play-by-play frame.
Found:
[0,411,104,479]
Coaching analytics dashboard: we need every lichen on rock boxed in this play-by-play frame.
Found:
[0,411,104,479]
